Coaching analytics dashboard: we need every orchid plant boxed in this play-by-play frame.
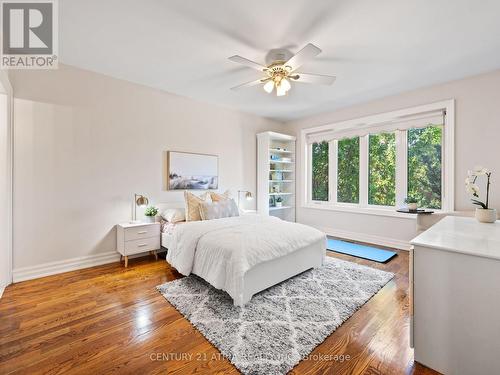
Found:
[465,166,492,209]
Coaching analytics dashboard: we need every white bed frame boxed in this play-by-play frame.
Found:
[158,202,326,306]
[237,239,325,305]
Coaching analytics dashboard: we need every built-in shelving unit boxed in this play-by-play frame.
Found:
[257,131,296,222]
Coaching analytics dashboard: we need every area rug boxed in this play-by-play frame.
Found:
[157,257,394,375]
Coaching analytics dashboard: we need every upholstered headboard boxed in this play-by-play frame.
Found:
[156,201,185,213]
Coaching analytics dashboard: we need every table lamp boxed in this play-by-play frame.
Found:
[131,193,149,223]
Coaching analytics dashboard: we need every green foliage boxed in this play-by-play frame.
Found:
[337,137,359,203]
[311,141,329,201]
[408,126,442,209]
[311,126,443,208]
[471,199,487,209]
[369,133,396,206]
[404,193,419,204]
[144,206,159,216]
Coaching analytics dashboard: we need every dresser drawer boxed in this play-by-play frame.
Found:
[124,237,160,255]
[124,224,160,241]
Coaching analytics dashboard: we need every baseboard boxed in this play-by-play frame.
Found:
[0,285,5,299]
[10,227,409,283]
[12,251,122,283]
[318,226,412,251]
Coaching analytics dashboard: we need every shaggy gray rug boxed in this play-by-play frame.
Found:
[157,257,394,375]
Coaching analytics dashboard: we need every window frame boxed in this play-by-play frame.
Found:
[302,100,454,218]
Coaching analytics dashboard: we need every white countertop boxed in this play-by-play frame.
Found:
[411,216,500,260]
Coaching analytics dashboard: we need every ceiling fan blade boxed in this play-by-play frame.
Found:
[292,73,336,85]
[284,43,322,71]
[228,55,267,71]
[230,78,266,91]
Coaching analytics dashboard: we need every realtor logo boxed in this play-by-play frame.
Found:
[1,0,58,69]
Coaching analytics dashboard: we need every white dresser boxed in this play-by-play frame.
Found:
[116,222,161,267]
[410,216,500,375]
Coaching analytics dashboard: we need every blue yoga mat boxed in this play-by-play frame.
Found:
[327,239,397,263]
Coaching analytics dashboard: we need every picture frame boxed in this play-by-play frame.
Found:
[166,151,218,190]
[269,195,276,207]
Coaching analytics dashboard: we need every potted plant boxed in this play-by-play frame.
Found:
[404,194,419,211]
[465,166,496,223]
[275,197,283,208]
[144,206,159,223]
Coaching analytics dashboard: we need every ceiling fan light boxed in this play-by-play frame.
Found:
[276,84,287,97]
[263,80,274,93]
[280,78,291,92]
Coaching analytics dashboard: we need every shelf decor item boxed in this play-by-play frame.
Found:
[144,206,159,223]
[465,166,496,223]
[269,195,276,207]
[276,197,283,208]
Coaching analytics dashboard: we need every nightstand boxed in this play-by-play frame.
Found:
[116,222,161,267]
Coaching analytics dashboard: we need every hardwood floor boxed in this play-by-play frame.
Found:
[0,250,439,375]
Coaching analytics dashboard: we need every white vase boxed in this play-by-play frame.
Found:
[475,208,497,223]
[408,203,418,211]
[144,216,155,223]
[276,202,282,208]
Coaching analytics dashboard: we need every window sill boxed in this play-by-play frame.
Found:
[302,203,419,219]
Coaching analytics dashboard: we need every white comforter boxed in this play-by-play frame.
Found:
[166,214,326,302]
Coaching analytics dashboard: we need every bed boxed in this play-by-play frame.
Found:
[161,212,326,306]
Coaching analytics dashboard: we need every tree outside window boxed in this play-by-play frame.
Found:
[369,133,396,206]
[337,137,359,203]
[311,141,329,201]
[408,126,442,209]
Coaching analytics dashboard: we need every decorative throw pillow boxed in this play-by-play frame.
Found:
[210,190,231,202]
[161,208,185,223]
[184,191,211,221]
[199,199,240,220]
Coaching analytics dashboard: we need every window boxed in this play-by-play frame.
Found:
[305,101,453,214]
[368,133,396,206]
[407,125,442,209]
[311,141,328,201]
[337,137,359,203]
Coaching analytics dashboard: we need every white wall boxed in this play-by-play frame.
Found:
[9,64,284,272]
[287,69,500,247]
[10,64,500,278]
[0,72,12,295]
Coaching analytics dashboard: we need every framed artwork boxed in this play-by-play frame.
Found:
[269,195,276,207]
[167,151,218,190]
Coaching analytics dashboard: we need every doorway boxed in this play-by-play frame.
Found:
[0,76,12,297]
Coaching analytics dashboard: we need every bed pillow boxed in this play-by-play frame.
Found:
[184,191,211,221]
[161,208,185,223]
[210,190,231,202]
[199,199,240,220]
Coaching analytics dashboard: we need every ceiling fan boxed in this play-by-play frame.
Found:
[228,43,336,96]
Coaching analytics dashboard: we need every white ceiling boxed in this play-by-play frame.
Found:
[60,0,500,121]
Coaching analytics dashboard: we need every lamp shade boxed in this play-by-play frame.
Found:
[135,194,149,207]
[263,80,274,93]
